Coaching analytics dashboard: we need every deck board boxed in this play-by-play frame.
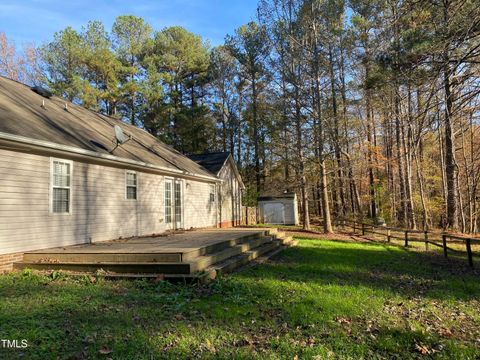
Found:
[24,229,267,255]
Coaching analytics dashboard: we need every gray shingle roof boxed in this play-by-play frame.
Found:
[0,76,215,178]
[187,152,231,175]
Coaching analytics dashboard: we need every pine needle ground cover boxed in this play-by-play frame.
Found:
[1,239,479,359]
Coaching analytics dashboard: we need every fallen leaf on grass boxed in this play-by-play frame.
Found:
[439,328,454,338]
[98,346,112,355]
[174,314,185,321]
[69,350,88,360]
[205,339,216,353]
[415,343,431,355]
[335,317,352,325]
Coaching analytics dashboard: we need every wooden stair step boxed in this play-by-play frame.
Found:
[188,236,274,272]
[209,240,281,275]
[182,234,270,261]
[250,245,288,265]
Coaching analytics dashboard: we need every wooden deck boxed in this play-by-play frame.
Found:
[14,228,297,278]
[23,229,269,262]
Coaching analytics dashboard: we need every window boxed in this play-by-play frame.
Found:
[51,159,71,213]
[174,181,182,223]
[209,184,215,202]
[126,171,137,200]
[165,181,172,223]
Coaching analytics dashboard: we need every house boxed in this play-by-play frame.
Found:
[188,152,244,228]
[0,76,243,272]
[258,193,299,225]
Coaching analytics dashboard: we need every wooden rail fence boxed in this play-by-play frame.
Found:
[335,219,480,268]
[241,206,258,225]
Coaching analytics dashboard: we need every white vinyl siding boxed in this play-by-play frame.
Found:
[0,148,219,255]
[209,184,215,203]
[51,159,72,213]
[183,181,217,229]
[0,149,166,254]
[217,161,242,225]
[126,171,137,200]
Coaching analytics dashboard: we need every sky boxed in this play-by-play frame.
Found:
[0,0,259,47]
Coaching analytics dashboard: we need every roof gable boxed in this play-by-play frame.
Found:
[187,152,230,175]
[188,152,244,189]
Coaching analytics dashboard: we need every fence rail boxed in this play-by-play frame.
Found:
[336,218,480,268]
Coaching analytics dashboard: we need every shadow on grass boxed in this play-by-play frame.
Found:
[237,239,480,302]
[0,239,479,359]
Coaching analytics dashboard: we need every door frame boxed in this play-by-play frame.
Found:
[164,177,184,230]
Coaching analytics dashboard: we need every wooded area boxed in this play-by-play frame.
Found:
[0,0,479,233]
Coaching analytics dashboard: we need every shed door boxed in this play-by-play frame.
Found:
[264,202,285,224]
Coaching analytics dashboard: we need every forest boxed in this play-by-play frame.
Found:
[0,0,479,233]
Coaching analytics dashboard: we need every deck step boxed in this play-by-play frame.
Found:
[209,240,281,275]
[188,236,274,272]
[181,233,270,261]
[235,227,297,247]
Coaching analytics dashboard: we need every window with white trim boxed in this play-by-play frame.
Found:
[126,171,137,200]
[174,181,182,222]
[165,180,172,223]
[51,159,71,213]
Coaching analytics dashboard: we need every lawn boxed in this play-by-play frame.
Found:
[1,238,479,359]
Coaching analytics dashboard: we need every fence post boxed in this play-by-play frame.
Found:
[466,238,473,267]
[424,231,429,251]
[386,229,391,242]
[404,231,409,247]
[362,223,365,236]
[353,221,356,233]
[442,234,448,258]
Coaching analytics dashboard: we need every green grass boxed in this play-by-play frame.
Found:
[1,239,479,359]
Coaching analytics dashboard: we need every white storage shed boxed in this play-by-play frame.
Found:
[258,193,299,225]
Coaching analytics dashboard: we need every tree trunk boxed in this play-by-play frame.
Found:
[251,72,261,195]
[294,82,310,230]
[395,90,408,226]
[443,1,459,230]
[329,45,346,216]
[364,41,376,219]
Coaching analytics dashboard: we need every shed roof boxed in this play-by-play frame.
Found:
[0,76,214,179]
[258,192,297,201]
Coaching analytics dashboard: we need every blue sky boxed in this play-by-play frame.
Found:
[1,0,259,47]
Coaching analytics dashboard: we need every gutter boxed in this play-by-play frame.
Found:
[0,131,221,183]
